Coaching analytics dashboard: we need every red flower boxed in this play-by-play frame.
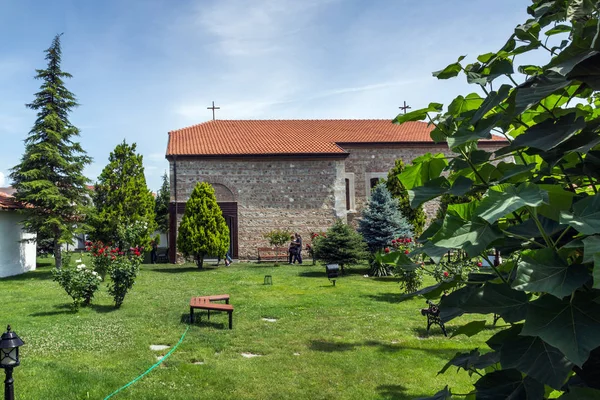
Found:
[111,256,116,260]
[477,262,483,267]
[391,239,396,244]
[134,250,141,256]
[404,250,409,255]
[408,238,412,243]
[384,247,390,253]
[443,271,449,277]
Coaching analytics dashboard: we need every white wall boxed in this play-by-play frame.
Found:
[0,211,37,278]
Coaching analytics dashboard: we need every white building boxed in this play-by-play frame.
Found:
[0,193,37,278]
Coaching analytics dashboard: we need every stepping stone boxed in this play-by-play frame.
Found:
[391,340,399,344]
[293,352,300,356]
[241,352,261,358]
[150,345,170,351]
[156,356,164,361]
[193,361,205,365]
[262,318,277,322]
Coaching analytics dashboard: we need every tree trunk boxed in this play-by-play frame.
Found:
[196,253,204,269]
[53,236,62,269]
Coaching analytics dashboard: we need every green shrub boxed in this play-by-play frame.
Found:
[52,262,102,310]
[107,248,143,308]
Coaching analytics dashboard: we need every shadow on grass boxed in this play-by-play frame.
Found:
[151,266,209,273]
[376,384,411,400]
[91,304,118,313]
[180,313,230,330]
[309,340,356,352]
[310,339,470,358]
[1,269,54,282]
[365,293,405,303]
[30,303,76,317]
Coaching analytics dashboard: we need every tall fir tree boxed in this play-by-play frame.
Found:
[177,182,230,269]
[385,159,426,236]
[312,219,368,274]
[10,34,91,269]
[92,141,156,248]
[155,172,170,240]
[358,183,413,253]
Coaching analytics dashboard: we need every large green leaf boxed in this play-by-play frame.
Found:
[474,370,545,400]
[514,72,572,113]
[441,283,529,323]
[537,184,576,221]
[567,52,600,90]
[499,335,573,389]
[471,84,512,123]
[521,292,600,366]
[474,183,548,224]
[450,320,487,338]
[431,215,503,255]
[411,241,450,264]
[505,215,564,240]
[512,248,589,298]
[408,177,450,208]
[558,386,600,399]
[398,278,461,301]
[447,201,479,221]
[582,236,600,263]
[398,153,448,190]
[448,93,484,117]
[380,251,420,271]
[432,55,466,80]
[438,349,499,374]
[393,102,443,125]
[510,113,585,151]
[560,192,600,235]
[595,253,600,290]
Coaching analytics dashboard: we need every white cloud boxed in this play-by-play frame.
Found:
[0,171,5,187]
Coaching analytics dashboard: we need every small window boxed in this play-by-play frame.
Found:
[370,177,380,189]
[344,173,355,212]
[365,172,388,200]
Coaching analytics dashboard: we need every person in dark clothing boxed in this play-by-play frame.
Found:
[293,233,303,264]
[288,235,298,264]
[150,240,158,264]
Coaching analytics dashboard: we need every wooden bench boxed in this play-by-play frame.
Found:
[257,247,288,262]
[190,295,233,329]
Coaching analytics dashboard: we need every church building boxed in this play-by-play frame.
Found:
[166,119,506,261]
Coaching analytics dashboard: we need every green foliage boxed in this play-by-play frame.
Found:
[9,34,92,269]
[155,172,170,235]
[107,250,142,308]
[385,159,427,236]
[52,261,102,310]
[358,183,413,253]
[177,182,230,269]
[264,229,292,247]
[312,219,368,273]
[92,141,156,249]
[392,2,600,397]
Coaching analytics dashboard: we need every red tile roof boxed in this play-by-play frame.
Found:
[0,192,29,210]
[167,120,506,156]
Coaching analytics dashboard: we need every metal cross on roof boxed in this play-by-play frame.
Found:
[207,101,221,121]
[399,101,411,114]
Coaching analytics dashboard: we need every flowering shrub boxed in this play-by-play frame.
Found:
[108,247,143,308]
[86,240,143,308]
[116,220,150,250]
[52,262,102,309]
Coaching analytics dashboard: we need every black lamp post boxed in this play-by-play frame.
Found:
[0,326,24,400]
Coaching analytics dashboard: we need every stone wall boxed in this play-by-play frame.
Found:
[170,156,347,259]
[169,143,507,260]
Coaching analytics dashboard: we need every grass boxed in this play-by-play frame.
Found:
[0,258,502,399]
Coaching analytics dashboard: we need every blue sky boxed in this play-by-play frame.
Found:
[0,0,538,191]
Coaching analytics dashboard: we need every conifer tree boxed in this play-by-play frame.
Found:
[10,34,91,269]
[155,172,170,238]
[358,183,413,253]
[177,182,229,269]
[385,159,426,236]
[92,141,156,248]
[312,219,368,274]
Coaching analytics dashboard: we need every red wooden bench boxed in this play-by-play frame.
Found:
[257,247,288,262]
[190,295,233,329]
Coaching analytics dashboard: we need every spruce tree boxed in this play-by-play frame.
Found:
[177,182,230,269]
[312,219,368,274]
[385,159,426,236]
[9,34,91,269]
[92,141,157,248]
[358,183,413,253]
[155,172,170,239]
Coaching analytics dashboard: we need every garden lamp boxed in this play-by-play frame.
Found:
[0,325,24,400]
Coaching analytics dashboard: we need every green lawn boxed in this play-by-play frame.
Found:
[0,259,501,399]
